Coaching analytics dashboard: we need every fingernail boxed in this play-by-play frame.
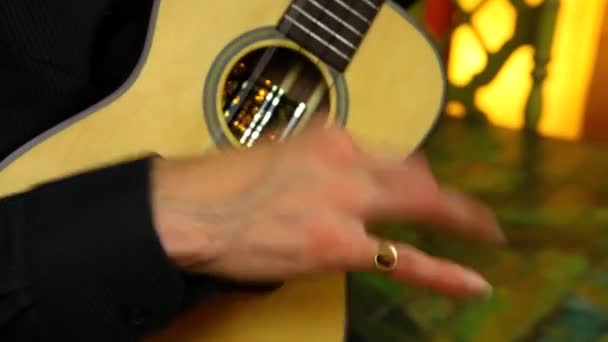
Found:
[464,271,493,296]
[490,214,508,244]
[445,189,468,219]
[484,286,494,299]
[495,226,507,244]
[447,189,507,244]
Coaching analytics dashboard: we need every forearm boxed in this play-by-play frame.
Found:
[0,156,282,340]
[0,158,186,340]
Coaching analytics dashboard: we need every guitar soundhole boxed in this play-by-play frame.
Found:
[220,47,331,147]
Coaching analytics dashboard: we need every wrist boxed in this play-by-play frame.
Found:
[149,157,222,270]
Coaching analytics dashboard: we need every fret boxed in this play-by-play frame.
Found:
[277,0,385,72]
[279,12,355,70]
[365,0,384,7]
[281,4,360,53]
[283,15,351,61]
[290,4,357,49]
[320,1,370,33]
[333,0,370,24]
[293,0,363,47]
[361,0,379,10]
[306,0,363,37]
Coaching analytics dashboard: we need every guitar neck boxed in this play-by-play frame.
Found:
[278,0,385,72]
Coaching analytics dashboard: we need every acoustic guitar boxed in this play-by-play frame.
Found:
[0,0,445,340]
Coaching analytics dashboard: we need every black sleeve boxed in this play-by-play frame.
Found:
[0,158,188,341]
[0,1,281,339]
[0,157,282,341]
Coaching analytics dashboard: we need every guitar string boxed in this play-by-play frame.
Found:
[278,0,376,98]
[287,0,368,129]
[214,0,327,145]
[211,0,374,147]
[298,0,368,95]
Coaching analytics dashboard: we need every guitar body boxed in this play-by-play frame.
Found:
[0,0,445,341]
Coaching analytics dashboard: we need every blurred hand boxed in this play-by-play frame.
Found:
[151,124,505,298]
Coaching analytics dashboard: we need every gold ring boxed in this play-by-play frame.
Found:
[374,241,398,272]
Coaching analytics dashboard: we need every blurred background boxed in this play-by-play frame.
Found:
[350,0,608,341]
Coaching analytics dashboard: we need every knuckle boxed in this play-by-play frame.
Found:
[339,176,378,207]
[317,173,376,207]
[308,227,341,255]
[315,128,358,164]
[306,221,351,266]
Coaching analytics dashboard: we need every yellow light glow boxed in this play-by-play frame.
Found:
[448,0,607,140]
[524,0,544,7]
[459,0,482,12]
[539,0,606,140]
[476,46,534,130]
[446,100,467,118]
[472,0,516,53]
[448,24,488,86]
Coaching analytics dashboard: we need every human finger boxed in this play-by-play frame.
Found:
[346,236,493,298]
[361,155,506,244]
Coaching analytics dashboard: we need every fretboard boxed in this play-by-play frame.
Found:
[277,0,385,72]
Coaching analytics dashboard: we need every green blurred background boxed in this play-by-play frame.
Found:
[348,1,608,341]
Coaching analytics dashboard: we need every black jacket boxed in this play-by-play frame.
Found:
[0,0,416,340]
[0,1,248,340]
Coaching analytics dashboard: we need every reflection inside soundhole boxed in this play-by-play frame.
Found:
[221,47,331,147]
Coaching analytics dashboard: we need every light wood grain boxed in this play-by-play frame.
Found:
[0,0,445,341]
